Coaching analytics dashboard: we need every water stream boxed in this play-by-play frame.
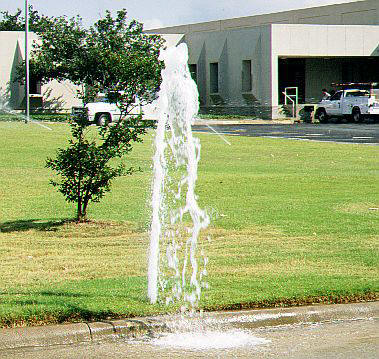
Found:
[148,43,210,310]
[0,105,52,131]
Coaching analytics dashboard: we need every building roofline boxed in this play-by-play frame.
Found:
[146,0,376,33]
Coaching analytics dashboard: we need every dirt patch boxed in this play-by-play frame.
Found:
[336,203,379,215]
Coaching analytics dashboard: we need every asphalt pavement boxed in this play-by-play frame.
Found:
[1,302,378,358]
[192,121,379,145]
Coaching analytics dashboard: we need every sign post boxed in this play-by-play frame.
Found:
[25,0,30,123]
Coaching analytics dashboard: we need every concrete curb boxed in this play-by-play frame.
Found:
[201,302,379,330]
[0,318,167,351]
[0,302,377,351]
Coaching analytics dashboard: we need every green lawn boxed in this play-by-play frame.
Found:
[0,122,378,327]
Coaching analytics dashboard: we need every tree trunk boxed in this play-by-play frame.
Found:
[77,195,87,222]
[77,205,87,222]
[81,200,89,222]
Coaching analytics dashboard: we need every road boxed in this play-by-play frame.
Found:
[2,305,378,358]
[193,123,379,145]
[2,318,377,358]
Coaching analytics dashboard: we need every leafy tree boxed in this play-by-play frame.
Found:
[46,114,149,221]
[0,9,23,31]
[0,6,50,32]
[41,10,164,222]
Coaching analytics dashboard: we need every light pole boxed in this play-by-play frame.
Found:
[25,0,30,123]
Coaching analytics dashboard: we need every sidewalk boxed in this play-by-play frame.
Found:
[1,301,377,351]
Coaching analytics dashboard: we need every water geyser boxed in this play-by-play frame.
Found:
[148,43,210,308]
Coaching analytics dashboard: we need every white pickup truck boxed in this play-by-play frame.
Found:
[316,88,379,123]
[71,93,150,126]
[72,94,124,126]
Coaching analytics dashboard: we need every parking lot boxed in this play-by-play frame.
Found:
[193,123,379,145]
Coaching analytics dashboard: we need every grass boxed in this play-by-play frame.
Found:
[0,122,378,327]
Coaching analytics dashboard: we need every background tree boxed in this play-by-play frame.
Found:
[39,9,164,222]
[0,6,50,32]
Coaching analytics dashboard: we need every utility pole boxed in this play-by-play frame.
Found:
[25,0,30,123]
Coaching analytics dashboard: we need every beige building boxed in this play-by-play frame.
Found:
[0,31,184,113]
[148,0,379,118]
[1,0,378,117]
[0,31,81,111]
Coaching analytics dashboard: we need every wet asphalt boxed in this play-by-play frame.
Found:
[2,302,378,358]
[192,123,379,145]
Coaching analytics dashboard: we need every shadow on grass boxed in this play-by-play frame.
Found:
[0,218,74,233]
[39,290,88,298]
[0,289,132,326]
[2,301,113,326]
[0,290,89,298]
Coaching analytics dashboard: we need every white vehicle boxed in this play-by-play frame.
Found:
[72,93,143,126]
[316,84,379,123]
[87,94,123,125]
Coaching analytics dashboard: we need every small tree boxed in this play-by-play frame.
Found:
[46,114,149,221]
[39,10,164,221]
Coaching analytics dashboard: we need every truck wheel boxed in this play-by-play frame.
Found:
[317,109,328,123]
[97,114,111,126]
[352,108,361,123]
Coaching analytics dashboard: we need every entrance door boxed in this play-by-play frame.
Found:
[278,58,305,104]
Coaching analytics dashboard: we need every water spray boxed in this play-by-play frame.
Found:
[148,44,210,309]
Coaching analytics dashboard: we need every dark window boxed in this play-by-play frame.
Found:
[330,91,342,101]
[242,60,252,92]
[29,77,41,95]
[210,62,219,93]
[278,58,305,104]
[189,64,197,83]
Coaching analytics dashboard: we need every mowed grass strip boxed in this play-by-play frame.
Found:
[0,122,378,327]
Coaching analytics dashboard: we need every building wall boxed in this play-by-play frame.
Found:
[271,24,379,57]
[1,32,184,113]
[0,31,32,109]
[148,0,379,34]
[181,24,379,117]
[0,31,82,112]
[149,1,379,118]
[183,26,272,116]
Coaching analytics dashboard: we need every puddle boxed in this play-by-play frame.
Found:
[150,329,270,350]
